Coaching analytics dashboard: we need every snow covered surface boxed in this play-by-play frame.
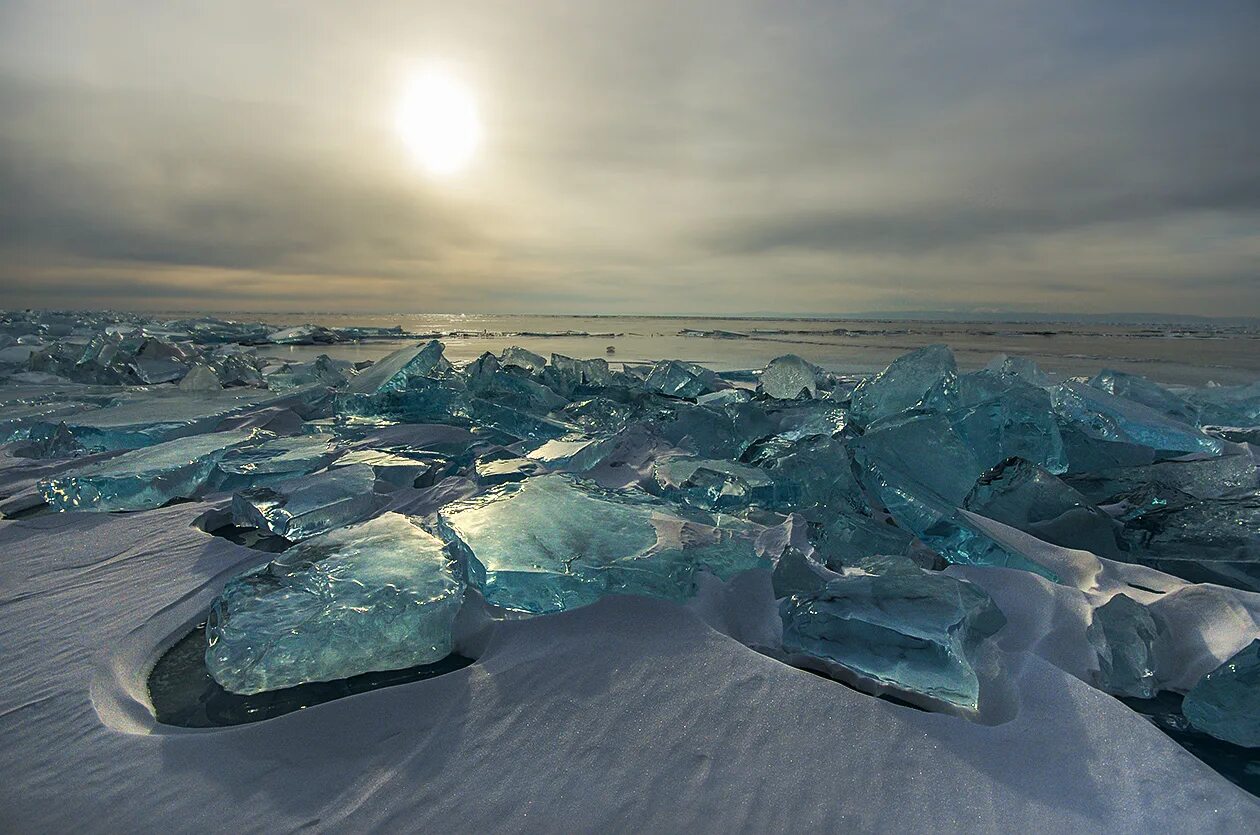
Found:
[1,505,1257,832]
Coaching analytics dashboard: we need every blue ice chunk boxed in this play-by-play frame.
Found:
[854,437,1059,580]
[464,353,568,414]
[327,449,435,489]
[475,454,544,485]
[771,547,840,598]
[964,458,1124,558]
[264,355,352,391]
[1118,492,1260,592]
[340,377,571,442]
[39,429,259,511]
[9,421,88,459]
[1086,594,1159,698]
[947,386,1066,474]
[560,397,638,434]
[1064,451,1258,508]
[1060,427,1160,478]
[984,354,1054,386]
[439,473,767,613]
[696,388,753,407]
[231,464,389,541]
[131,355,189,385]
[544,354,615,393]
[499,346,547,375]
[648,400,775,460]
[525,436,620,472]
[345,340,450,396]
[1183,639,1260,748]
[211,434,341,491]
[178,364,222,392]
[1185,381,1260,428]
[206,513,464,694]
[814,510,916,568]
[1051,381,1223,455]
[649,454,776,510]
[1088,369,1199,426]
[759,354,822,400]
[855,412,983,505]
[780,571,1006,713]
[965,458,1091,526]
[208,351,266,388]
[742,435,866,521]
[266,324,341,345]
[41,390,271,452]
[643,360,726,399]
[767,401,848,440]
[849,345,957,426]
[0,401,100,446]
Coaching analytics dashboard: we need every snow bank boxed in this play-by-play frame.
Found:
[0,506,1255,832]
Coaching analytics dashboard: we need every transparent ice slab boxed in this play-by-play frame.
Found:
[39,429,260,511]
[1182,640,1260,748]
[780,571,1006,713]
[439,473,766,613]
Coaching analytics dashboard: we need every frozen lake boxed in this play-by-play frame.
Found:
[192,313,1260,387]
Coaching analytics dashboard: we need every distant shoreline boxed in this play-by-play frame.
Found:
[7,308,1260,328]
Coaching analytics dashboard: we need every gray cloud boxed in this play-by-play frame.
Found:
[0,1,1257,315]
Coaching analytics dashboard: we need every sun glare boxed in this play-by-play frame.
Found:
[395,70,481,176]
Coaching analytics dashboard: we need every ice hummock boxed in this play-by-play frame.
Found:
[206,513,464,694]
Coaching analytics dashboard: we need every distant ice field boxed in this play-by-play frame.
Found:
[184,313,1260,386]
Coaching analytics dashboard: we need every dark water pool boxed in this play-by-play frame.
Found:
[148,623,474,728]
[1121,691,1259,798]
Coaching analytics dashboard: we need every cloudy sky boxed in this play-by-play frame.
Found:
[1,1,1257,316]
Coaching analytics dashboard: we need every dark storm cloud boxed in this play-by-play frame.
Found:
[0,0,1256,315]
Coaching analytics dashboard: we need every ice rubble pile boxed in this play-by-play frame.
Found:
[0,309,405,391]
[2,327,1259,748]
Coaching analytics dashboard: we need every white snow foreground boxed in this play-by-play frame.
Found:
[0,505,1257,833]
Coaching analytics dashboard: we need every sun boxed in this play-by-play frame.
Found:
[395,70,481,176]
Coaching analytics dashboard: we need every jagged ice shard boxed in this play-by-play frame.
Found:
[206,513,464,694]
[439,473,766,613]
[758,354,822,400]
[39,429,259,511]
[780,571,1007,713]
[1182,639,1260,748]
[1086,594,1160,698]
[848,343,957,427]
[231,464,389,541]
[1052,381,1224,456]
